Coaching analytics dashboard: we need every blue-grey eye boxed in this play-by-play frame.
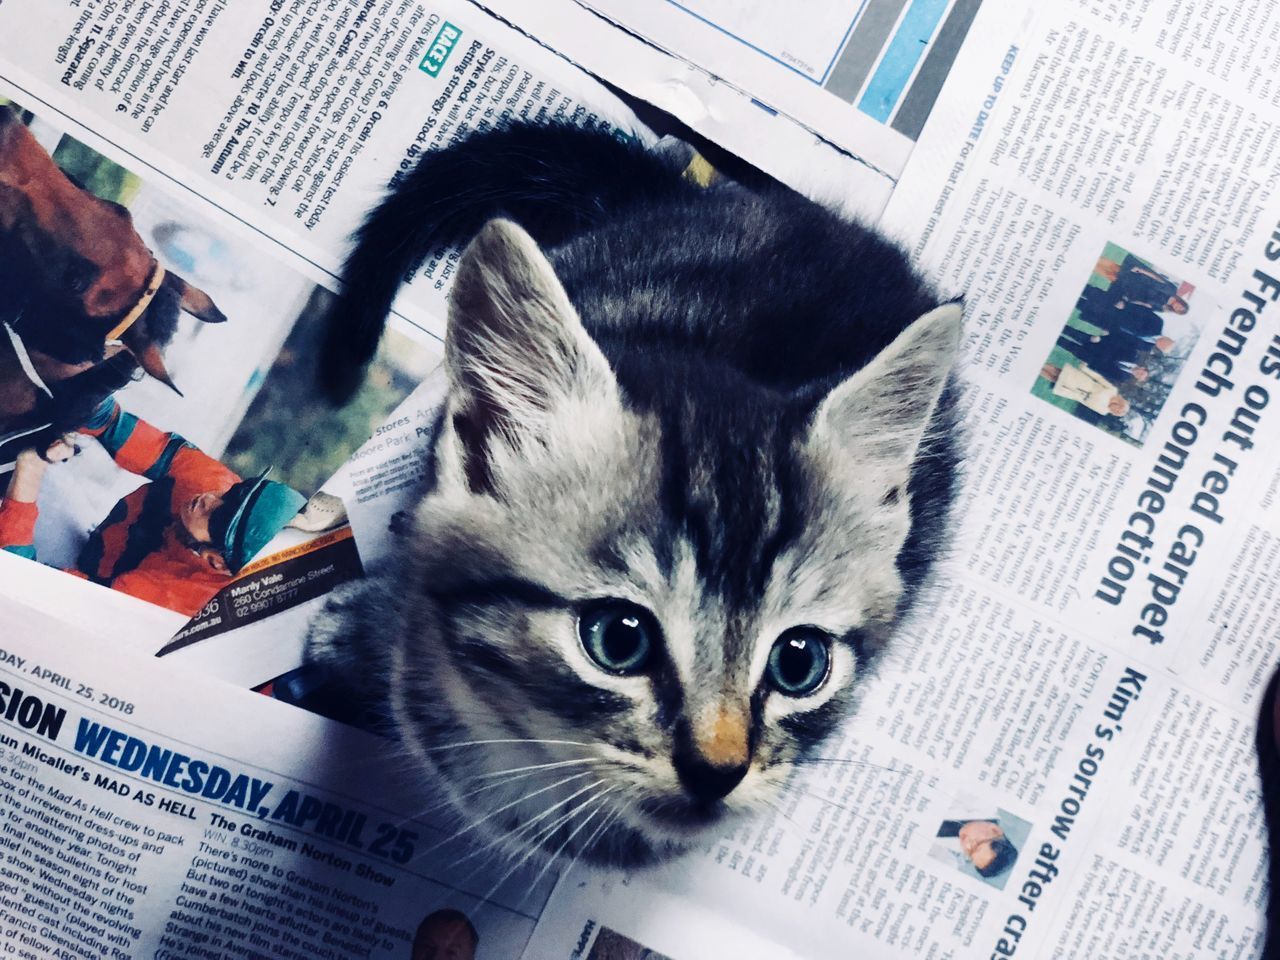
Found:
[579,602,657,675]
[767,629,831,696]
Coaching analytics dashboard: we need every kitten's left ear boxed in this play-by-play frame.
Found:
[445,218,618,487]
[805,302,962,497]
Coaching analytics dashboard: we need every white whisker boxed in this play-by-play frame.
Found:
[522,787,618,900]
[416,737,597,754]
[479,784,618,908]
[449,776,611,878]
[469,756,608,781]
[411,770,600,863]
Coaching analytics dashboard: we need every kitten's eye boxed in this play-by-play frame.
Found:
[766,628,832,697]
[578,601,658,675]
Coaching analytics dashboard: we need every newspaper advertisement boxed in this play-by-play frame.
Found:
[159,372,449,689]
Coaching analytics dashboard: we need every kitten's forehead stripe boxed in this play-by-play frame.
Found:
[754,424,806,596]
[588,536,631,575]
[655,411,688,579]
[652,395,804,614]
[650,652,685,732]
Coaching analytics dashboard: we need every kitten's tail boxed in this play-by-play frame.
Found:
[320,122,692,403]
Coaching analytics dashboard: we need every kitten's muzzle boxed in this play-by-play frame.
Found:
[673,753,748,804]
[670,705,752,804]
[638,789,732,829]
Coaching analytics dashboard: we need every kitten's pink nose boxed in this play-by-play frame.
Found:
[674,707,749,803]
[697,708,748,766]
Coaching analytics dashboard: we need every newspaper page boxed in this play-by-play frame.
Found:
[493,0,987,184]
[477,0,1280,956]
[0,592,821,960]
[0,597,586,959]
[0,0,649,342]
[474,0,897,219]
[0,0,659,656]
[524,0,1275,956]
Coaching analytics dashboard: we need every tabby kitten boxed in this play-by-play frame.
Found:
[308,124,961,868]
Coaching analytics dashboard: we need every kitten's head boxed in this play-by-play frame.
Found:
[393,220,960,868]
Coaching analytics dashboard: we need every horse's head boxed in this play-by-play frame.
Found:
[0,107,225,390]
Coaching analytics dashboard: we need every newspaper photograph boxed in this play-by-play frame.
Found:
[0,96,436,629]
[1032,242,1201,447]
[161,373,448,689]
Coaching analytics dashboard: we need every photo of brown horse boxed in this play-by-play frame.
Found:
[0,105,226,451]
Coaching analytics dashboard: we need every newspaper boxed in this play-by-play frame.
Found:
[866,0,1279,953]
[159,373,449,688]
[483,0,985,186]
[0,0,646,342]
[1,0,1278,957]
[0,0,655,655]
[0,599,567,959]
[523,0,1275,956]
[0,95,439,638]
[473,0,900,219]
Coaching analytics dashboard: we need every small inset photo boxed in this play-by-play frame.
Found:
[587,926,673,960]
[411,908,479,960]
[1032,243,1201,447]
[928,806,1031,890]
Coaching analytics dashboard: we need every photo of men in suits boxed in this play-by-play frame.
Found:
[1033,244,1200,447]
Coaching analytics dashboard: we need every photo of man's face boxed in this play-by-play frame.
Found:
[178,490,223,542]
[957,819,1006,872]
[411,909,478,960]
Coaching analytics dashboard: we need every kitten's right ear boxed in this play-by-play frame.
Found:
[445,218,618,492]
